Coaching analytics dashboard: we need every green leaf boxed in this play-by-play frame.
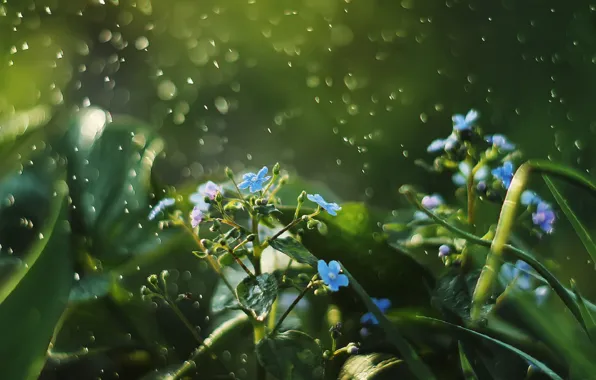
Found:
[339,353,410,379]
[0,172,73,380]
[432,269,481,322]
[269,236,318,268]
[340,263,437,380]
[544,175,596,270]
[256,330,325,380]
[62,108,166,266]
[236,273,278,321]
[279,202,434,306]
[69,274,113,303]
[417,317,564,380]
[254,204,281,216]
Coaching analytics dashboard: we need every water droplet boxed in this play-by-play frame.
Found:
[214,97,229,114]
[157,80,177,101]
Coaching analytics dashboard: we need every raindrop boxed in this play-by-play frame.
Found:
[157,80,177,101]
[135,36,149,50]
[214,97,229,114]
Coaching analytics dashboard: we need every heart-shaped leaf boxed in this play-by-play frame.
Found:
[236,273,278,321]
[256,330,324,380]
[268,237,318,268]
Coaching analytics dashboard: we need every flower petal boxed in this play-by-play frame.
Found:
[335,274,349,288]
[427,138,446,152]
[458,161,471,177]
[257,166,269,179]
[328,260,341,275]
[237,180,251,190]
[452,173,466,186]
[375,298,392,311]
[465,109,479,123]
[317,260,331,284]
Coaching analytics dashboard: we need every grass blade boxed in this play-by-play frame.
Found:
[418,317,564,380]
[543,175,596,268]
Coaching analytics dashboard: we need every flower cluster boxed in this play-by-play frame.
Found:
[499,260,549,305]
[426,108,555,234]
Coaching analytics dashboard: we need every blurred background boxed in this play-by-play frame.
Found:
[3,0,596,362]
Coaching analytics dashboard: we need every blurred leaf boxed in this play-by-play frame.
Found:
[339,353,411,379]
[236,273,278,322]
[256,330,324,380]
[341,263,437,380]
[544,176,596,270]
[570,280,596,341]
[69,274,113,303]
[417,317,564,380]
[0,173,73,380]
[269,236,318,268]
[279,202,434,306]
[62,108,166,266]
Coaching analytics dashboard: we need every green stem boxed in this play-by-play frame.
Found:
[271,277,316,335]
[262,209,320,249]
[171,314,250,380]
[400,185,589,335]
[467,163,476,228]
[252,215,262,275]
[180,223,235,294]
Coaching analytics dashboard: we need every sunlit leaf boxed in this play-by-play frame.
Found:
[236,273,278,321]
[268,236,318,268]
[339,353,410,379]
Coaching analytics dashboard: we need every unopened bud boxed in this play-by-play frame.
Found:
[215,192,223,203]
[347,345,359,355]
[273,162,280,175]
[322,350,331,360]
[225,167,234,179]
[246,234,256,242]
[297,191,306,203]
[297,273,311,282]
[147,274,158,286]
[307,219,319,230]
[438,244,451,257]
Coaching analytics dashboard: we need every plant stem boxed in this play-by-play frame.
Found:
[400,184,589,334]
[262,209,320,248]
[467,163,476,228]
[223,245,256,279]
[252,215,262,275]
[180,223,235,294]
[271,277,316,335]
[171,314,250,380]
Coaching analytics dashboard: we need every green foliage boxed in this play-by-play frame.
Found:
[0,168,73,380]
[269,236,319,268]
[256,330,325,380]
[339,353,410,379]
[432,269,482,322]
[236,273,279,321]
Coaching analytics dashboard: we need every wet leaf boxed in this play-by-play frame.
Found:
[236,273,278,321]
[339,353,411,379]
[69,274,113,303]
[268,236,318,268]
[256,330,325,380]
[0,172,73,380]
[432,269,481,322]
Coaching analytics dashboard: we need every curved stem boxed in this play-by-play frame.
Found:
[271,276,317,335]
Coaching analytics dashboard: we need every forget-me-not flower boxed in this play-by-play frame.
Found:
[307,194,342,216]
[414,194,444,220]
[190,181,221,211]
[499,260,549,305]
[492,161,515,189]
[360,298,391,325]
[452,109,479,131]
[190,206,204,228]
[318,260,349,292]
[452,162,489,186]
[427,132,458,153]
[532,201,555,234]
[238,166,271,193]
[148,198,175,220]
[438,244,451,257]
[486,134,515,151]
[521,190,542,206]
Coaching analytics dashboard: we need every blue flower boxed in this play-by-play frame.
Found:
[148,197,175,220]
[190,206,204,228]
[485,134,515,151]
[238,166,271,193]
[499,260,550,305]
[452,162,489,186]
[521,190,542,206]
[307,194,342,216]
[360,298,391,325]
[452,109,479,131]
[427,132,458,153]
[414,194,444,220]
[532,201,555,234]
[492,161,515,189]
[190,181,221,211]
[500,260,534,290]
[438,244,451,257]
[318,260,349,292]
